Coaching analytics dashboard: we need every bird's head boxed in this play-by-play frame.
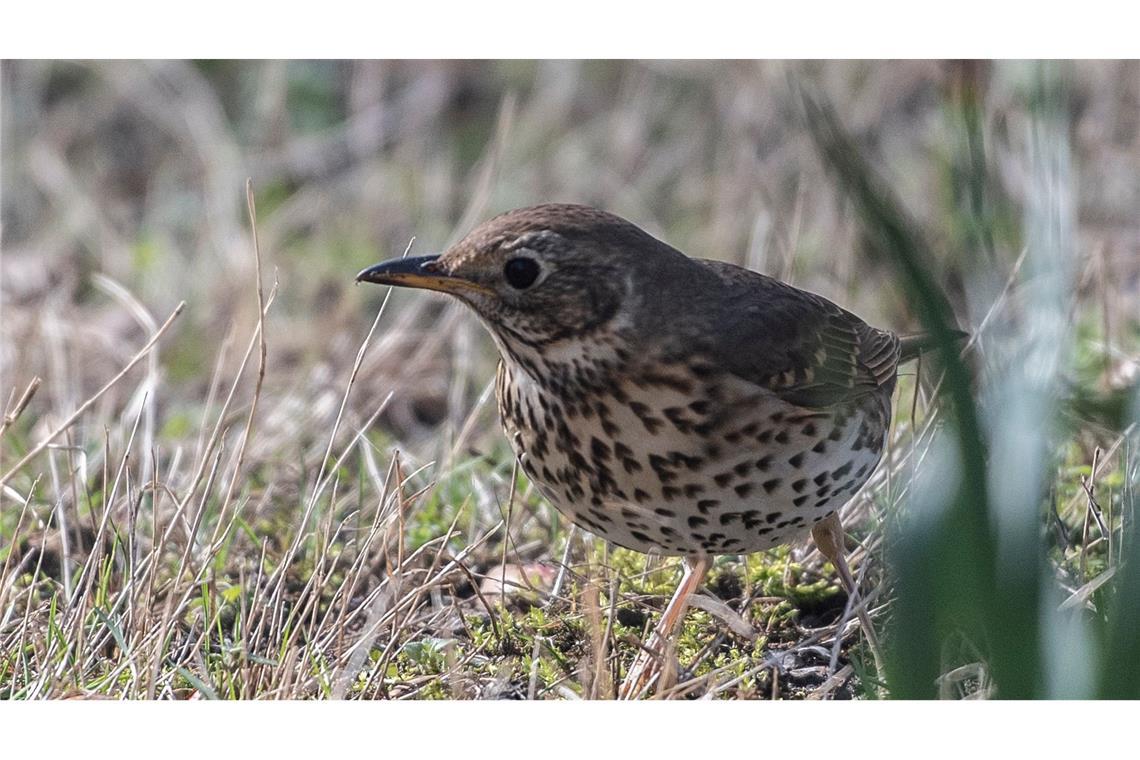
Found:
[357,205,687,362]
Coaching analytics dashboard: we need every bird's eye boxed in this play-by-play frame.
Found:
[503,257,540,290]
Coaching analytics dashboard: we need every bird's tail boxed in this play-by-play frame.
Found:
[898,329,969,362]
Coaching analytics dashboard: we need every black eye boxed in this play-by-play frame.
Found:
[503,257,540,289]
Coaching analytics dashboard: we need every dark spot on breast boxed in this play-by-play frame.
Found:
[669,451,703,470]
[578,514,602,531]
[590,437,611,461]
[720,512,741,525]
[762,478,781,493]
[802,422,816,436]
[654,507,676,517]
[793,495,809,507]
[693,422,715,437]
[757,430,773,444]
[568,450,589,472]
[629,401,663,433]
[688,399,711,415]
[630,530,651,543]
[733,461,751,477]
[683,483,705,497]
[697,499,719,514]
[734,483,753,498]
[789,452,805,468]
[774,430,790,444]
[663,406,691,428]
[766,512,782,524]
[661,485,680,501]
[687,516,708,528]
[634,488,651,503]
[828,426,844,441]
[643,371,694,395]
[755,455,773,471]
[791,479,807,493]
[812,440,827,454]
[832,462,854,479]
[648,454,679,483]
[814,472,829,486]
[531,431,549,459]
[713,471,734,488]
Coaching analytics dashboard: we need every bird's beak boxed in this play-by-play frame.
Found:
[355,254,491,296]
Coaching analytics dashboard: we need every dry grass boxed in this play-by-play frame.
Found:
[1,60,1138,699]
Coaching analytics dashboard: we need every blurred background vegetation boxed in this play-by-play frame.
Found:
[1,60,1137,699]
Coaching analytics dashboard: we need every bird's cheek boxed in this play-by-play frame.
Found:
[581,285,622,329]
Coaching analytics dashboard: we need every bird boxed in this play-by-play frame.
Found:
[357,203,946,697]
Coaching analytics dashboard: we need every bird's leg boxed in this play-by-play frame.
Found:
[619,554,711,700]
[812,511,885,676]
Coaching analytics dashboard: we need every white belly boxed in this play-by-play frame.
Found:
[498,361,886,556]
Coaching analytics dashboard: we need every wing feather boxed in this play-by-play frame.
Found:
[695,260,901,409]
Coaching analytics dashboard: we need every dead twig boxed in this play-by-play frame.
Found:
[1,376,42,439]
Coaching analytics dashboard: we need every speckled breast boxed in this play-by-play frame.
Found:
[496,358,890,557]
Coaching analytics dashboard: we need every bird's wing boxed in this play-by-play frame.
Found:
[694,260,901,409]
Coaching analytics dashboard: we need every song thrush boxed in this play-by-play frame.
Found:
[358,204,941,697]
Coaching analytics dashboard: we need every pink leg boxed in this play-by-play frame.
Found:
[619,555,711,699]
[812,511,884,674]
